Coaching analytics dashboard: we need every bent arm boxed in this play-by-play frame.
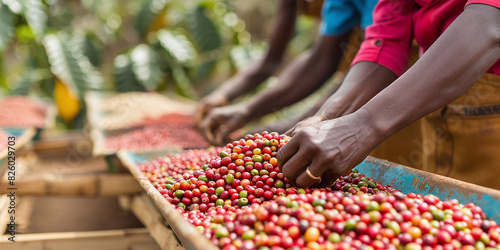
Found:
[216,0,298,102]
[362,4,500,142]
[244,31,353,120]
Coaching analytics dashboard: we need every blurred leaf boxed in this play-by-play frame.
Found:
[135,0,167,39]
[186,6,222,79]
[172,67,197,99]
[157,30,196,64]
[130,44,164,91]
[11,72,32,95]
[1,0,23,14]
[196,62,215,80]
[15,25,35,43]
[39,77,55,98]
[230,43,265,71]
[0,2,15,52]
[186,6,222,53]
[11,58,36,95]
[22,0,47,41]
[148,8,169,34]
[74,33,102,67]
[0,57,6,90]
[113,54,145,92]
[43,33,103,98]
[288,16,316,55]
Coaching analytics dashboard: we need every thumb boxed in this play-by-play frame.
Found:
[286,116,327,137]
[215,117,243,146]
[195,104,209,124]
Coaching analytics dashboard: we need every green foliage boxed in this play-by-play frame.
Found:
[114,54,145,92]
[130,44,164,91]
[22,0,47,41]
[43,33,103,97]
[187,6,222,53]
[135,0,168,39]
[0,2,15,52]
[157,30,196,64]
[74,33,103,67]
[1,0,318,128]
[186,6,223,80]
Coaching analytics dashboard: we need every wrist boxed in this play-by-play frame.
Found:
[235,103,252,122]
[316,96,351,120]
[355,107,386,146]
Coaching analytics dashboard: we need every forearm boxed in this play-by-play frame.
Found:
[362,4,500,141]
[245,34,351,120]
[215,59,282,101]
[218,0,297,101]
[315,61,397,119]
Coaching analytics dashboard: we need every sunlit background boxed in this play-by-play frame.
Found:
[0,0,318,129]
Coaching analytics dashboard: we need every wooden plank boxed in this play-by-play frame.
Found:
[86,91,196,156]
[118,151,218,250]
[0,228,160,250]
[0,173,141,196]
[0,128,36,161]
[0,195,9,234]
[130,194,184,250]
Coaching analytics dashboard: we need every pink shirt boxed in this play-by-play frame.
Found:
[352,0,500,76]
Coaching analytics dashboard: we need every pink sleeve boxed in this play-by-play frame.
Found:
[351,0,417,76]
[466,0,500,8]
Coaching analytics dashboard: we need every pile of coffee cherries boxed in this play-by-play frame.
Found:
[133,113,195,127]
[139,131,500,250]
[104,124,209,152]
[202,192,500,250]
[0,96,47,128]
[139,147,223,183]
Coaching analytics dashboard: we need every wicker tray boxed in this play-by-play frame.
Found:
[85,91,207,156]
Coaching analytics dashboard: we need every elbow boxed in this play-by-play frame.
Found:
[472,4,500,48]
[486,14,500,48]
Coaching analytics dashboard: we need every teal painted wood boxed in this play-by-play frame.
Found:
[4,128,26,137]
[1,129,27,162]
[355,157,500,223]
[127,149,181,165]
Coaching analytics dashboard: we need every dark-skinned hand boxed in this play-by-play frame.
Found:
[284,115,328,137]
[278,111,379,188]
[195,91,229,125]
[199,104,250,146]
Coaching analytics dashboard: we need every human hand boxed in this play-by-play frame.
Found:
[278,112,380,188]
[284,115,328,137]
[199,104,250,146]
[195,91,229,124]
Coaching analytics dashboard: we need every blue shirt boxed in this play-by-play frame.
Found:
[320,0,379,35]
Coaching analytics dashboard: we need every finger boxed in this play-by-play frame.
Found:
[195,105,207,124]
[200,116,216,144]
[215,118,240,146]
[279,147,312,186]
[227,129,243,143]
[277,136,301,172]
[295,161,324,188]
[284,117,311,136]
[214,125,229,146]
[291,116,328,137]
[284,124,297,137]
[318,170,340,188]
